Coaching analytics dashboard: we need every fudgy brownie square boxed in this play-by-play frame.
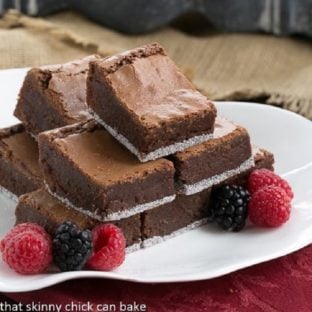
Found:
[39,120,176,221]
[87,42,216,162]
[14,55,100,135]
[0,124,42,199]
[171,117,253,195]
[15,189,141,248]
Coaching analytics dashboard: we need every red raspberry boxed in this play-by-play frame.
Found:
[0,223,50,253]
[2,230,52,274]
[248,169,293,200]
[86,224,126,271]
[248,185,291,227]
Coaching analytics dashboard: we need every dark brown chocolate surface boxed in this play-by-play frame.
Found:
[222,147,274,186]
[87,42,216,157]
[142,189,211,239]
[0,124,42,196]
[14,55,99,135]
[171,118,252,185]
[38,120,175,218]
[15,189,141,246]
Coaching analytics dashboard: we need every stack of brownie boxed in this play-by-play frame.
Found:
[0,43,274,251]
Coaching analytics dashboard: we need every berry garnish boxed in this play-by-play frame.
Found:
[86,224,126,271]
[53,221,92,272]
[248,169,293,200]
[209,185,250,232]
[1,224,52,274]
[248,185,291,227]
[0,223,50,253]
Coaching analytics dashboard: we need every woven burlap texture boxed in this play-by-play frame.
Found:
[1,10,312,119]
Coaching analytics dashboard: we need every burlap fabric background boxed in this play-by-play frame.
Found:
[1,10,311,119]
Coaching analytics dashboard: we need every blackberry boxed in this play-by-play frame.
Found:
[208,185,250,232]
[53,221,93,271]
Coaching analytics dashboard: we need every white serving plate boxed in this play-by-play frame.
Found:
[0,68,312,292]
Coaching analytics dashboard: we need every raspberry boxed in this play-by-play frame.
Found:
[2,230,52,274]
[1,223,50,253]
[248,185,291,227]
[248,169,293,200]
[86,224,126,271]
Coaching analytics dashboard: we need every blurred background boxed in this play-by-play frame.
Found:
[0,0,311,119]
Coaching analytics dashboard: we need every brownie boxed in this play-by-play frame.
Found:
[172,117,253,195]
[38,120,176,221]
[0,124,42,198]
[87,42,217,162]
[142,190,211,244]
[253,148,274,170]
[15,189,141,247]
[142,148,274,245]
[14,55,100,135]
[16,149,274,250]
[222,147,275,186]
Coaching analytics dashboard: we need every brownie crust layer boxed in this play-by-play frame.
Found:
[0,124,42,197]
[14,55,99,135]
[39,120,176,220]
[87,42,216,162]
[15,189,141,247]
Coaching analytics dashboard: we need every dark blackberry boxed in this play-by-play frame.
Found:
[208,185,250,232]
[53,221,93,271]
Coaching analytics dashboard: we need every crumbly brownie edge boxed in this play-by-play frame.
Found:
[14,70,71,134]
[15,54,97,134]
[0,124,25,139]
[91,110,215,162]
[39,119,99,141]
[92,42,165,76]
[255,148,275,170]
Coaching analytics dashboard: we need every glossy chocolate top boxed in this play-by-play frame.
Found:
[44,121,174,184]
[38,55,100,121]
[92,43,215,126]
